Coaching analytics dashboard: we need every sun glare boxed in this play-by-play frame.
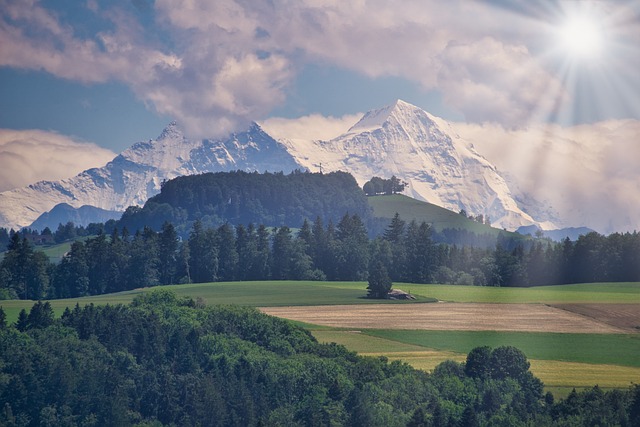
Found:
[558,15,604,59]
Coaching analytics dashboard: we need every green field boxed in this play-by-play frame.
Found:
[3,281,638,322]
[0,280,433,323]
[311,330,640,392]
[324,281,640,304]
[2,279,638,393]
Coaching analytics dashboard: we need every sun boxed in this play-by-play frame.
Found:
[558,14,604,60]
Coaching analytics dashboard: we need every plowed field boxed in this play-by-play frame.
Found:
[261,302,627,333]
[552,304,640,332]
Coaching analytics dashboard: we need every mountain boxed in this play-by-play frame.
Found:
[29,203,122,231]
[0,100,554,231]
[0,123,301,230]
[276,100,552,230]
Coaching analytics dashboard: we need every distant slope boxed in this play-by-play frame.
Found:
[368,194,520,237]
[29,203,121,231]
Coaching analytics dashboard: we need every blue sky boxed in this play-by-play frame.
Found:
[1,0,638,149]
[1,0,639,232]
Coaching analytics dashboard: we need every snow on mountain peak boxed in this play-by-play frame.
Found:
[348,100,399,133]
[0,122,302,230]
[281,101,547,231]
[0,100,555,232]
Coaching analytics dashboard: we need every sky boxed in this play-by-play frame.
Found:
[1,0,639,232]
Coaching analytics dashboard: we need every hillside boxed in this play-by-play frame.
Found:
[118,170,371,233]
[368,194,521,239]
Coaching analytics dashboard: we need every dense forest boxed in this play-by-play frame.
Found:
[2,292,639,426]
[117,170,372,234]
[1,213,639,300]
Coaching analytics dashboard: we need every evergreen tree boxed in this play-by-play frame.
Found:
[158,222,179,285]
[216,223,239,281]
[188,221,218,283]
[15,308,28,331]
[235,224,254,281]
[335,214,369,281]
[383,213,407,281]
[26,301,54,329]
[271,226,294,280]
[127,227,160,288]
[53,241,89,298]
[0,234,50,300]
[253,224,271,280]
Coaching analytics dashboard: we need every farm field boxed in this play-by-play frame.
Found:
[0,280,432,323]
[260,303,627,333]
[1,280,638,394]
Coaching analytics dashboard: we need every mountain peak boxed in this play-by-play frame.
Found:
[347,99,428,133]
[159,121,183,140]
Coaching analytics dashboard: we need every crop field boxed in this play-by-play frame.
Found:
[2,280,638,394]
[260,303,626,333]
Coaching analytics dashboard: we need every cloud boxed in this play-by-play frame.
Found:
[450,119,640,233]
[0,129,116,192]
[260,113,362,141]
[1,0,637,137]
[437,37,567,126]
[0,0,576,137]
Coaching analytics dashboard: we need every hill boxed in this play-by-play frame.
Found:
[368,194,523,241]
[117,170,371,233]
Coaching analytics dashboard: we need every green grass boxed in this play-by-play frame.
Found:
[39,241,74,263]
[1,237,96,264]
[3,280,638,323]
[326,281,640,304]
[0,280,433,323]
[368,194,521,237]
[362,330,640,367]
[311,330,640,392]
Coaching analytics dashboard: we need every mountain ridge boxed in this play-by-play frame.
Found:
[0,123,301,230]
[277,99,553,231]
[2,99,555,231]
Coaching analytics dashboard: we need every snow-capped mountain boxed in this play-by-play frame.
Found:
[0,123,301,230]
[0,99,553,231]
[276,100,553,230]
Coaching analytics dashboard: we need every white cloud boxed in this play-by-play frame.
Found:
[437,37,567,126]
[0,129,116,192]
[451,119,640,233]
[0,0,579,137]
[260,113,361,141]
[1,0,637,137]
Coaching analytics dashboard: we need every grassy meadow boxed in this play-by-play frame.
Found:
[368,194,520,236]
[2,280,638,394]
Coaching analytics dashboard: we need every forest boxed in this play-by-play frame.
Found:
[1,291,639,426]
[117,170,372,234]
[1,213,639,300]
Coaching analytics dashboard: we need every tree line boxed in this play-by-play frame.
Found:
[118,170,372,234]
[2,213,640,300]
[1,292,638,426]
